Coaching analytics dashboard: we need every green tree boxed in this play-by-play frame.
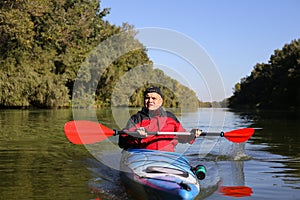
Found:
[0,0,112,107]
[228,39,300,109]
[0,0,201,108]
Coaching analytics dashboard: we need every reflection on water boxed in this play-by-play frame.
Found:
[0,109,96,199]
[246,109,300,184]
[0,108,300,199]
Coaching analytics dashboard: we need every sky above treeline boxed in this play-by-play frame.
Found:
[101,0,300,101]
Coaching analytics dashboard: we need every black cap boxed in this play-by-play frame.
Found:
[143,86,163,99]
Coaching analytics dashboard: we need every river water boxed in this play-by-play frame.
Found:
[0,108,299,199]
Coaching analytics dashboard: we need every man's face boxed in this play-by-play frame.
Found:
[144,92,163,110]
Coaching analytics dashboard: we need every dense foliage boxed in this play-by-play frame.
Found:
[228,39,300,109]
[0,0,200,108]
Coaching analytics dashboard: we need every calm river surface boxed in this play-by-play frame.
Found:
[0,108,299,199]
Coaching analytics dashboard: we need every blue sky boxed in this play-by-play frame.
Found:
[101,0,300,101]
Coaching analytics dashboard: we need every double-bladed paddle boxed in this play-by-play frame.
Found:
[64,120,254,145]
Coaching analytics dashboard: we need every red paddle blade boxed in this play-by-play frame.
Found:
[219,186,253,197]
[224,128,254,143]
[64,120,115,144]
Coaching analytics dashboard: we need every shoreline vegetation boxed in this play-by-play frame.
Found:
[228,39,300,110]
[0,1,299,110]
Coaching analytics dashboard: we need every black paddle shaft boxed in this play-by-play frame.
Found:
[114,130,224,137]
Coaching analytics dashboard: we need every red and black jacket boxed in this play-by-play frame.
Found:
[118,107,195,152]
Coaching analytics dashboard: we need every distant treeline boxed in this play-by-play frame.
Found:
[228,39,300,109]
[0,0,201,109]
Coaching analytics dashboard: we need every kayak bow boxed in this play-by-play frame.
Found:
[120,149,204,200]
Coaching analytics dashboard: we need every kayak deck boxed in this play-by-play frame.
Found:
[120,149,201,200]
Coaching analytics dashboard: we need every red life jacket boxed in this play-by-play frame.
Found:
[118,107,195,152]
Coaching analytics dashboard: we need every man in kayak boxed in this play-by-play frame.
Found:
[118,86,201,152]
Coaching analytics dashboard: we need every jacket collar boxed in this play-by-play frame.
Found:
[141,107,166,118]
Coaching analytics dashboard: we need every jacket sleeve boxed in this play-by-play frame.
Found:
[118,116,141,149]
[175,120,196,144]
[178,134,196,144]
[118,133,141,149]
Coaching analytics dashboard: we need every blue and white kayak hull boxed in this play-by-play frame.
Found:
[120,149,201,200]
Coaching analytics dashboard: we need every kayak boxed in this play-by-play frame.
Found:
[120,149,206,200]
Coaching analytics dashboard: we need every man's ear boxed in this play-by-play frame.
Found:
[160,98,163,106]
